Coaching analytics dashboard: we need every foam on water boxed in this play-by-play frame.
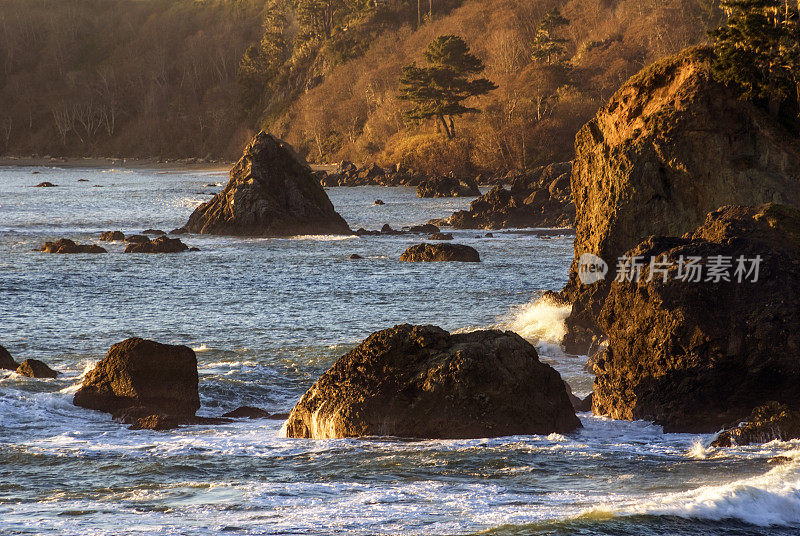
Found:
[500,294,570,354]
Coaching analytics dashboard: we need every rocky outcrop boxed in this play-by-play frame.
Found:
[100,231,125,241]
[15,359,59,378]
[282,325,580,439]
[125,235,149,243]
[320,161,427,187]
[142,229,166,235]
[563,47,800,353]
[123,236,190,253]
[74,338,200,429]
[36,239,106,254]
[221,406,276,419]
[592,204,800,433]
[443,162,574,230]
[416,175,480,198]
[428,232,453,240]
[712,402,800,447]
[399,243,480,262]
[0,344,19,371]
[183,132,351,236]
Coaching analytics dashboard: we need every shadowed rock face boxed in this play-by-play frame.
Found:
[123,236,189,253]
[399,243,480,262]
[592,204,800,433]
[0,344,19,371]
[563,47,800,353]
[16,359,59,378]
[36,238,106,254]
[73,338,200,418]
[282,324,581,439]
[183,132,351,237]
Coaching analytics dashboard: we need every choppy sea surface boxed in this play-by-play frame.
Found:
[1,166,799,536]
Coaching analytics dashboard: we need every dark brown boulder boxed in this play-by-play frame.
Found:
[417,175,480,198]
[409,223,440,234]
[73,338,200,419]
[712,402,800,447]
[34,181,56,187]
[221,406,273,419]
[36,239,106,254]
[592,204,800,433]
[374,199,385,205]
[0,344,19,371]
[100,231,125,241]
[16,359,59,378]
[282,325,580,439]
[183,131,351,237]
[399,243,480,262]
[124,236,189,253]
[349,253,364,259]
[142,229,166,235]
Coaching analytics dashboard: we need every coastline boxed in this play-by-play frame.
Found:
[0,155,233,172]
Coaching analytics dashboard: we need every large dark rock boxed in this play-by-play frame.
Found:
[417,175,480,198]
[99,231,125,241]
[183,132,351,236]
[712,402,800,447]
[36,239,106,254]
[73,338,200,422]
[282,325,580,439]
[123,236,189,253]
[563,47,800,353]
[399,243,480,262]
[15,359,59,378]
[0,344,19,371]
[592,204,800,433]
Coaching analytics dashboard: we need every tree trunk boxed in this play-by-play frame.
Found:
[448,116,455,138]
[417,0,421,26]
[438,114,452,138]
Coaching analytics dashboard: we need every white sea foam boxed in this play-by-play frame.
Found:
[192,344,211,352]
[499,294,571,354]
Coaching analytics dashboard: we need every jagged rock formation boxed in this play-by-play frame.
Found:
[712,402,800,447]
[282,325,580,439]
[74,338,201,430]
[563,47,800,353]
[183,132,351,236]
[416,175,480,198]
[320,161,427,187]
[442,162,574,229]
[399,243,480,262]
[592,204,800,433]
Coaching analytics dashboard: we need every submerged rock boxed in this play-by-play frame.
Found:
[349,253,364,259]
[123,236,189,253]
[36,239,106,254]
[73,338,200,427]
[34,181,56,187]
[592,204,800,432]
[15,359,59,378]
[563,47,800,353]
[399,243,480,262]
[417,175,480,198]
[0,344,19,371]
[712,402,800,447]
[282,324,580,439]
[221,406,273,419]
[99,231,125,241]
[183,131,351,237]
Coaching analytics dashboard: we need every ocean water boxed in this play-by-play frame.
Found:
[1,166,798,536]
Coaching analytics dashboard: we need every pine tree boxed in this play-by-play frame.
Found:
[531,9,570,65]
[398,35,497,138]
[710,0,800,121]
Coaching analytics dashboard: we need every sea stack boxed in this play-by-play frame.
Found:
[282,324,580,439]
[182,131,351,237]
[562,46,800,353]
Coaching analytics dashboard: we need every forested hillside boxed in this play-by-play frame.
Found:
[0,0,722,169]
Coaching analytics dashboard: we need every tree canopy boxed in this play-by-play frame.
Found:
[710,0,800,123]
[398,35,497,138]
[531,9,570,65]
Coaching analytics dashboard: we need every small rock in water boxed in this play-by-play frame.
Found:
[33,181,56,187]
[125,235,150,243]
[349,254,364,259]
[485,233,494,238]
[428,232,453,241]
[142,229,166,235]
[221,406,272,419]
[124,236,189,253]
[77,179,89,182]
[409,224,439,234]
[374,199,385,205]
[36,239,106,254]
[99,231,125,241]
[399,243,480,262]
[16,359,59,378]
[0,344,20,371]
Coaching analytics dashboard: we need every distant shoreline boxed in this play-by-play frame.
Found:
[0,156,232,172]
